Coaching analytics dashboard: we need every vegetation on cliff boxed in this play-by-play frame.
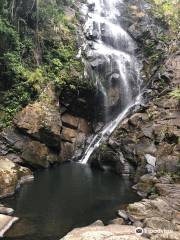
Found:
[149,0,180,100]
[0,0,90,128]
[149,0,179,34]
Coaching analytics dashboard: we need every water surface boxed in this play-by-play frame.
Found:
[3,163,140,240]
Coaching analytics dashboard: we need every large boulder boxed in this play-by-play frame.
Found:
[0,157,33,198]
[0,128,61,168]
[14,85,61,150]
[21,140,59,168]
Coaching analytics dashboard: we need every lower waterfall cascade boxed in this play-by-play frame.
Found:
[80,0,143,164]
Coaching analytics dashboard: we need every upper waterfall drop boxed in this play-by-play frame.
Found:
[80,0,142,164]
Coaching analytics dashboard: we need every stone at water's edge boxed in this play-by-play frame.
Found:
[0,156,33,198]
[0,157,32,237]
[61,183,180,240]
[0,214,19,238]
[60,224,148,240]
[0,205,14,215]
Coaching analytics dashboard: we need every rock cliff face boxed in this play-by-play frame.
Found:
[59,1,180,239]
[0,84,92,169]
[86,0,179,182]
[89,54,180,185]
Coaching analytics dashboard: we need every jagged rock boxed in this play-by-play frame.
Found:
[0,128,61,168]
[0,157,33,198]
[133,174,159,196]
[145,154,156,167]
[144,217,177,230]
[127,184,180,233]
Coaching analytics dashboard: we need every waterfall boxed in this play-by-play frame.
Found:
[80,0,142,164]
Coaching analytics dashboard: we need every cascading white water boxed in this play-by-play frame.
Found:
[80,0,142,164]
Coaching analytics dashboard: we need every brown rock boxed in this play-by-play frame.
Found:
[14,86,61,150]
[60,142,75,161]
[61,128,78,143]
[62,114,79,129]
[0,157,33,198]
[21,140,59,168]
[133,174,159,195]
[78,118,91,134]
[144,217,177,230]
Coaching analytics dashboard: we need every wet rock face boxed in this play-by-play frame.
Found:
[81,0,142,121]
[89,54,180,181]
[0,157,33,198]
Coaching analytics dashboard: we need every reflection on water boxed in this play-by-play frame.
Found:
[3,162,140,240]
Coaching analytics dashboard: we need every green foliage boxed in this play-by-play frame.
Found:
[149,0,179,34]
[0,84,35,128]
[0,18,20,52]
[0,0,85,128]
[169,88,180,100]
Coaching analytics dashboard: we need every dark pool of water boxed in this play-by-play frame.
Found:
[2,162,140,240]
